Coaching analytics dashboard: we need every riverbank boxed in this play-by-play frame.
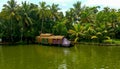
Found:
[1,39,120,46]
[73,39,120,46]
[0,42,35,46]
[74,42,120,46]
[1,41,120,46]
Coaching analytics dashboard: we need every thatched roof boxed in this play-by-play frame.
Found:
[40,36,64,39]
[40,33,52,37]
[39,33,64,40]
[49,36,64,40]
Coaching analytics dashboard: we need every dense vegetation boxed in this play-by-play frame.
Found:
[0,0,120,43]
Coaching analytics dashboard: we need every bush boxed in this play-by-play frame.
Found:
[103,39,113,43]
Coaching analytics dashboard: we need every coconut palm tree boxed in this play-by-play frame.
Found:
[73,1,81,14]
[68,24,86,42]
[17,1,33,43]
[73,1,82,24]
[65,8,75,28]
[49,3,60,21]
[3,0,18,42]
[91,24,111,43]
[37,2,50,33]
[80,6,99,23]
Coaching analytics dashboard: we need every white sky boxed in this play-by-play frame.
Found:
[85,0,120,9]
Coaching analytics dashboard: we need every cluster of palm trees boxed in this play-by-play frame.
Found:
[67,3,120,43]
[0,0,63,43]
[0,0,120,43]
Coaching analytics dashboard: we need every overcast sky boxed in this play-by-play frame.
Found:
[0,0,120,13]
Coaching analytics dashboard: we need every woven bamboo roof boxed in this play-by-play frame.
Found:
[50,36,64,39]
[40,36,64,39]
[40,33,52,37]
[39,33,64,40]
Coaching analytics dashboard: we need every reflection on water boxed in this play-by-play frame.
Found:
[0,45,120,69]
[58,59,67,69]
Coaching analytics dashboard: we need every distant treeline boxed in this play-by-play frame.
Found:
[0,0,120,43]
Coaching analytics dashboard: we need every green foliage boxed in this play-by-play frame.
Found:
[0,0,120,44]
[52,21,67,36]
[68,24,86,42]
[103,39,113,43]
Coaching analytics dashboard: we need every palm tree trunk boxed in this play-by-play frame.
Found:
[41,19,44,33]
[20,23,23,43]
[18,22,23,43]
[10,19,13,42]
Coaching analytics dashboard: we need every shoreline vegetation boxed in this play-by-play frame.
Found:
[1,39,120,46]
[1,43,120,46]
[1,0,120,46]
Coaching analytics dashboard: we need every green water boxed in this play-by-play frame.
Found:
[0,45,120,69]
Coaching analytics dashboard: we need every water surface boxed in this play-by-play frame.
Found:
[0,44,120,69]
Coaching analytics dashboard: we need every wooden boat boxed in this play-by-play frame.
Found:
[36,33,72,47]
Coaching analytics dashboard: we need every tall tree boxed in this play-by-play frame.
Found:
[50,3,60,21]
[37,2,50,33]
[3,0,18,42]
[17,1,35,43]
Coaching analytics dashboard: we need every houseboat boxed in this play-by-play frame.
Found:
[36,33,72,47]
